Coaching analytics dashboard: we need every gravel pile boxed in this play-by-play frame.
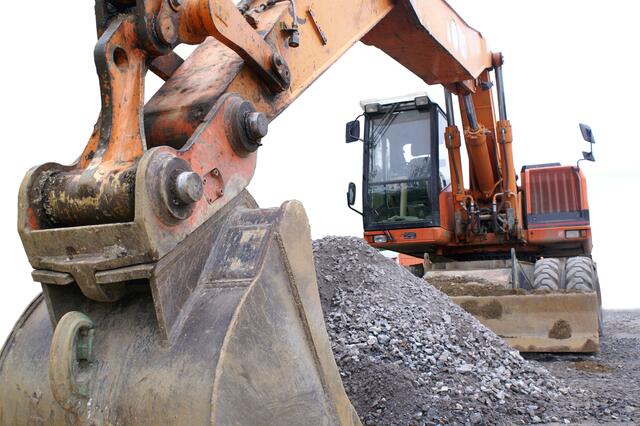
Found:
[313,236,575,425]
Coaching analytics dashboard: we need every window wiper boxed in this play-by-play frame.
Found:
[390,216,407,222]
[370,103,400,149]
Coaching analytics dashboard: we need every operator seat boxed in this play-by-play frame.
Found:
[407,156,431,179]
[405,143,432,219]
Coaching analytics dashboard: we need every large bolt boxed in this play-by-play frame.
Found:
[174,171,203,205]
[244,112,268,141]
[157,12,178,46]
[288,30,300,48]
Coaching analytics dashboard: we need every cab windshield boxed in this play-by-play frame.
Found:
[365,108,438,228]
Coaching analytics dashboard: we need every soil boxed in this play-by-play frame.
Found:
[459,299,504,320]
[429,278,526,297]
[569,361,616,374]
[429,276,589,298]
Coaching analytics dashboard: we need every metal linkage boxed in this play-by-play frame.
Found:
[240,0,300,47]
[162,0,293,92]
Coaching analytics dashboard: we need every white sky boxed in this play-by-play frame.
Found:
[0,0,638,342]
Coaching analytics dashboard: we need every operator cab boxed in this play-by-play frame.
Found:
[346,94,449,232]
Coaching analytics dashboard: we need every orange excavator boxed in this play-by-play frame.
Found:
[0,0,599,423]
[344,69,600,352]
[346,90,601,352]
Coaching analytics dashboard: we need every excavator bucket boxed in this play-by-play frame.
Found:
[0,194,360,425]
[424,260,601,353]
[451,293,600,353]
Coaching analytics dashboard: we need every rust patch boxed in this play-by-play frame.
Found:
[548,319,572,339]
[581,339,599,353]
[460,300,503,319]
[65,246,78,258]
[570,360,615,374]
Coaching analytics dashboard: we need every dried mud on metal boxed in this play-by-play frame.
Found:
[313,236,639,425]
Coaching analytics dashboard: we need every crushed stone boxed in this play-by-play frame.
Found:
[313,236,572,425]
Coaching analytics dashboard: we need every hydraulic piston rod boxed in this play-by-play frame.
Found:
[495,63,508,121]
[444,89,456,126]
[462,94,479,130]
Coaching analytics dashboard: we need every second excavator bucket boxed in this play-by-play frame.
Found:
[0,194,360,425]
[424,259,601,353]
[450,293,600,352]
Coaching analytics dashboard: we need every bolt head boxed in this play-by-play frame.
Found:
[289,32,300,48]
[175,171,203,205]
[245,112,268,141]
[157,13,178,45]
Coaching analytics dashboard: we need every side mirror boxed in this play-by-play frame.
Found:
[346,182,362,215]
[347,182,356,206]
[579,123,596,144]
[345,120,361,143]
[578,123,596,165]
[582,151,595,162]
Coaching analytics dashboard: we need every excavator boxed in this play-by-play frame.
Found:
[344,84,601,351]
[345,90,601,353]
[0,0,600,424]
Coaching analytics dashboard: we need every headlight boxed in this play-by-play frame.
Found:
[565,230,581,239]
[373,235,388,243]
[414,95,430,109]
[364,103,381,114]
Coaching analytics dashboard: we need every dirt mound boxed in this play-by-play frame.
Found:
[428,275,591,297]
[313,236,566,425]
[428,277,525,297]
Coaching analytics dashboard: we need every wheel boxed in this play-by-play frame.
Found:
[407,264,425,278]
[533,258,562,290]
[565,256,603,336]
[565,256,596,291]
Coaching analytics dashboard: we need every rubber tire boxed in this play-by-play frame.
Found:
[565,256,596,291]
[565,256,604,336]
[407,264,425,278]
[533,258,562,290]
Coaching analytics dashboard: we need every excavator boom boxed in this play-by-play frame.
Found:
[145,0,494,147]
[18,0,503,306]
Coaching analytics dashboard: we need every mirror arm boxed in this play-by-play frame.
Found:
[346,114,365,143]
[577,144,595,168]
[348,204,363,216]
